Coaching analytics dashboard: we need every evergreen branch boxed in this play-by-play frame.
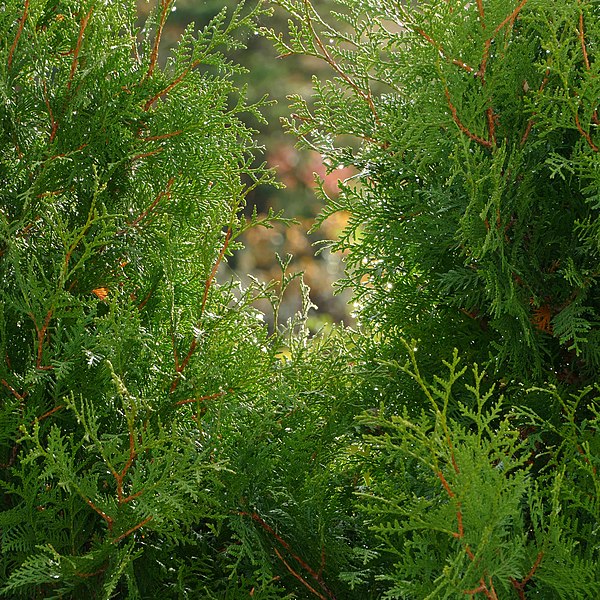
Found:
[67,5,94,91]
[464,576,498,600]
[143,60,202,111]
[241,511,336,600]
[83,496,114,531]
[112,515,153,544]
[300,0,379,125]
[510,551,544,600]
[7,0,29,70]
[520,71,550,146]
[131,148,163,162]
[144,0,173,81]
[274,548,329,600]
[493,0,529,37]
[42,79,58,143]
[1,378,26,401]
[125,177,175,231]
[139,130,183,142]
[174,391,229,406]
[576,1,599,125]
[444,87,493,149]
[170,227,232,393]
[30,308,54,369]
[574,110,598,152]
[34,405,64,423]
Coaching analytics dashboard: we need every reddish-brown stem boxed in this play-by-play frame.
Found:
[520,73,549,146]
[114,430,137,504]
[274,548,329,600]
[67,6,94,91]
[464,577,498,599]
[169,228,232,393]
[241,512,336,600]
[1,378,25,401]
[444,88,493,149]
[131,148,163,162]
[575,111,599,152]
[576,3,599,125]
[140,130,183,142]
[8,0,29,69]
[476,0,485,24]
[35,405,64,423]
[510,551,544,599]
[84,496,114,531]
[578,5,590,71]
[33,309,54,368]
[413,26,476,76]
[302,0,378,124]
[200,227,231,316]
[112,515,153,544]
[174,391,228,407]
[143,60,200,111]
[145,0,172,81]
[436,470,455,498]
[42,79,58,142]
[493,0,528,37]
[128,177,174,229]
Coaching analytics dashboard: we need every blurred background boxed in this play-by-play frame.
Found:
[136,0,354,327]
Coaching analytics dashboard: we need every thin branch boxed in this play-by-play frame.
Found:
[35,405,64,423]
[174,390,229,406]
[126,177,174,230]
[169,228,232,393]
[143,60,201,111]
[112,515,153,544]
[301,0,379,124]
[444,88,493,149]
[274,548,328,600]
[575,111,599,152]
[42,79,58,142]
[67,6,94,91]
[510,551,544,600]
[144,0,172,81]
[1,378,26,401]
[241,512,336,600]
[493,0,529,37]
[8,0,29,70]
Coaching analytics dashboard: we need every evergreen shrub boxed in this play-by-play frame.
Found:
[1,0,599,599]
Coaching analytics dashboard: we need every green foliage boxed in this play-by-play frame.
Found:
[2,0,600,599]
[269,0,600,386]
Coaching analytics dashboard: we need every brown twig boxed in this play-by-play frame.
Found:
[241,512,336,600]
[139,130,183,142]
[493,0,529,37]
[274,548,329,600]
[1,378,26,401]
[575,111,599,152]
[67,6,94,91]
[42,79,59,142]
[31,309,54,369]
[127,177,174,230]
[444,88,493,149]
[174,391,229,407]
[301,0,378,124]
[510,551,544,600]
[112,515,153,544]
[169,228,232,393]
[143,61,200,111]
[520,72,549,146]
[144,0,172,81]
[35,405,64,423]
[83,496,114,531]
[8,0,29,69]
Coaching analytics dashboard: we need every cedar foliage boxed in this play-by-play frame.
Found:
[1,0,599,599]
